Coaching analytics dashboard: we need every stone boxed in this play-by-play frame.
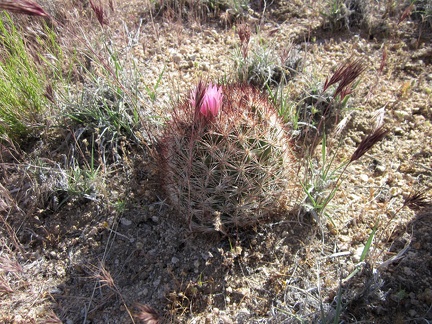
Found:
[120,218,132,226]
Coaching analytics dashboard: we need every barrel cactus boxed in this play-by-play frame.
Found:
[158,82,299,233]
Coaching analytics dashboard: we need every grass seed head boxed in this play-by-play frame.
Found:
[350,126,389,163]
[135,304,162,324]
[0,0,49,17]
[403,191,431,211]
[324,57,366,100]
[89,0,107,26]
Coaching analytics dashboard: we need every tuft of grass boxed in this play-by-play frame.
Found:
[55,23,148,167]
[275,57,391,225]
[302,126,389,224]
[233,24,302,89]
[411,0,432,30]
[321,0,370,31]
[150,0,251,24]
[0,13,49,140]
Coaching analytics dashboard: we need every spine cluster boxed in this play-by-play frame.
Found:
[158,83,299,233]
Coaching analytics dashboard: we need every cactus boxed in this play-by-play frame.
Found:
[158,82,299,233]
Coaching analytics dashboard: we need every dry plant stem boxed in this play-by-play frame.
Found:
[0,213,25,256]
[398,3,415,25]
[238,23,251,60]
[320,126,389,214]
[86,262,136,324]
[371,190,431,264]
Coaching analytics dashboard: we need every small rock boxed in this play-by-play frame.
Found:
[403,266,415,277]
[138,288,148,296]
[49,251,58,259]
[120,218,132,226]
[179,60,193,69]
[420,288,432,304]
[219,315,233,324]
[359,174,369,182]
[389,187,401,196]
[200,62,209,71]
[172,257,179,264]
[151,216,159,223]
[348,194,361,201]
[353,245,365,263]
[236,309,251,323]
[153,277,161,287]
[171,53,182,64]
[414,115,425,126]
[49,287,63,294]
[375,164,386,174]
[394,127,405,136]
[394,110,411,121]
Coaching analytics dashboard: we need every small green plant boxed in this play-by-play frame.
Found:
[66,164,100,201]
[285,58,390,224]
[158,82,300,233]
[411,0,432,30]
[233,24,302,89]
[321,0,369,31]
[0,13,49,140]
[302,125,389,225]
[143,66,165,102]
[59,27,144,165]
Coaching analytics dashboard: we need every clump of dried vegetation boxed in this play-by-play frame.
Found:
[0,0,431,323]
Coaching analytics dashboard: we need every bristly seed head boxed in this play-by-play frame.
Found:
[0,0,49,17]
[89,0,107,26]
[237,24,251,59]
[350,126,389,163]
[403,191,431,211]
[323,58,366,100]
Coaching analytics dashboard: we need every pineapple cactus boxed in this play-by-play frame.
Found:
[157,82,299,233]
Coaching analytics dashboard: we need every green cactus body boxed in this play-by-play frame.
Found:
[159,83,299,233]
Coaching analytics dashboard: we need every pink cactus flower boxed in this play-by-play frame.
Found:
[190,82,223,118]
[200,83,223,118]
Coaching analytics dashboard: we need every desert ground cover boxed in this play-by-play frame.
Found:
[0,0,431,323]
